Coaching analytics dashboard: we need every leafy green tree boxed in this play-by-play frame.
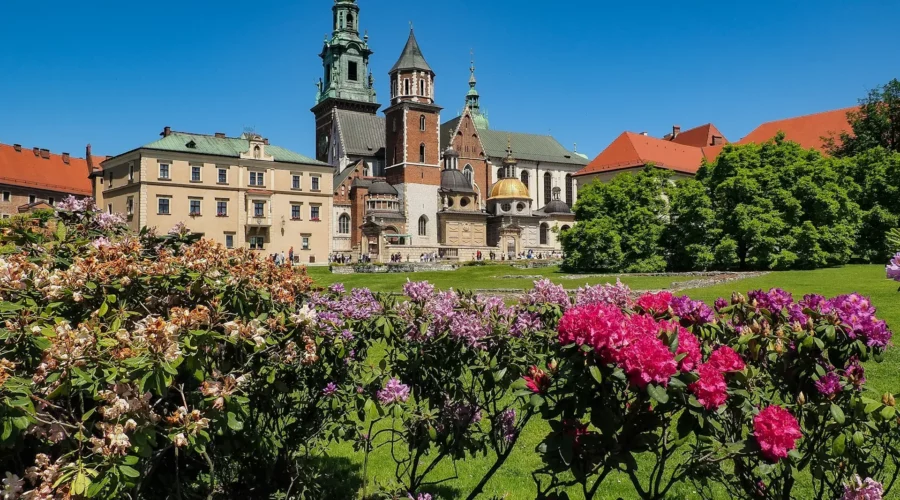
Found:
[664,179,718,271]
[693,137,859,270]
[562,166,669,272]
[831,78,900,157]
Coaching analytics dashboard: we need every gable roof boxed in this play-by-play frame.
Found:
[668,123,728,148]
[391,30,432,73]
[122,131,327,166]
[440,116,588,166]
[335,110,385,157]
[739,107,854,152]
[333,159,362,190]
[0,144,93,195]
[575,132,720,177]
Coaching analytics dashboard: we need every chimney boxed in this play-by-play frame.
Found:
[13,144,21,152]
[640,131,648,136]
[672,125,681,137]
[712,135,723,146]
[161,126,172,137]
[40,149,50,159]
[33,147,40,156]
[263,138,269,145]
[214,132,225,138]
[62,153,70,164]
[85,144,95,175]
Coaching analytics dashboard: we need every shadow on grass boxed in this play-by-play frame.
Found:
[314,454,461,500]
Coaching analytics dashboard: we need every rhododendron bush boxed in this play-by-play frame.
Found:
[527,286,900,500]
[0,201,375,499]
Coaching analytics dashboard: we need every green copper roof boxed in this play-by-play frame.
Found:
[391,30,432,73]
[440,118,587,166]
[140,132,328,166]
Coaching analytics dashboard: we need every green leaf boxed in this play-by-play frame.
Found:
[529,394,545,409]
[55,222,67,241]
[72,472,90,495]
[832,433,846,456]
[588,365,603,385]
[880,406,896,420]
[647,384,669,404]
[227,412,244,431]
[830,404,846,424]
[98,301,109,316]
[853,431,865,447]
[119,465,140,478]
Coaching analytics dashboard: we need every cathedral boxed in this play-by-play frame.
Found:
[316,0,586,262]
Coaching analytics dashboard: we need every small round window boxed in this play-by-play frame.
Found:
[460,197,470,207]
[448,197,455,207]
[516,202,526,212]
[501,203,512,213]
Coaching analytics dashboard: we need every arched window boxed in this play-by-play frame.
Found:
[404,79,410,95]
[520,170,529,187]
[540,223,549,245]
[347,13,354,29]
[418,216,428,236]
[565,174,574,205]
[419,115,426,131]
[497,167,504,180]
[463,165,473,185]
[419,143,426,163]
[338,214,350,234]
[543,172,552,204]
[561,225,571,232]
[253,145,261,159]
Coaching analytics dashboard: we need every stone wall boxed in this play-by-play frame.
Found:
[331,262,459,274]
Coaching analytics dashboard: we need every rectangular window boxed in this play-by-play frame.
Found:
[302,236,310,250]
[189,199,201,215]
[48,197,54,206]
[218,168,227,184]
[2,192,9,202]
[108,172,113,188]
[292,174,301,190]
[216,200,228,217]
[191,166,201,182]
[1,214,9,219]
[128,164,134,182]
[348,61,358,82]
[126,197,134,215]
[29,195,36,204]
[254,201,265,218]
[310,206,320,220]
[225,234,234,249]
[159,163,170,180]
[107,204,112,214]
[249,236,264,250]
[311,176,320,191]
[249,171,264,186]
[158,198,170,215]
[291,204,301,220]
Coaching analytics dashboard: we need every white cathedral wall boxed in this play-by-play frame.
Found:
[489,158,581,209]
[332,205,352,253]
[397,183,441,247]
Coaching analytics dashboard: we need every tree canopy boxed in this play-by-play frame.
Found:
[831,78,900,157]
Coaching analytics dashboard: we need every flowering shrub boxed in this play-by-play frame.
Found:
[0,204,373,499]
[529,286,900,500]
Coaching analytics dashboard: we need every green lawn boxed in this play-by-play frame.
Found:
[314,264,899,499]
[305,263,699,293]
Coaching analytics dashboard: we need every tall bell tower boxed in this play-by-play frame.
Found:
[312,0,380,163]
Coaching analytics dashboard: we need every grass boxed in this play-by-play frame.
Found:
[305,263,699,294]
[314,264,899,499]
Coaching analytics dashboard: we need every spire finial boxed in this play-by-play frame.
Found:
[507,134,512,156]
[409,21,413,31]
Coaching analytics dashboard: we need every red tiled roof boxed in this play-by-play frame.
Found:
[670,123,728,148]
[575,132,709,177]
[738,107,855,152]
[0,144,93,195]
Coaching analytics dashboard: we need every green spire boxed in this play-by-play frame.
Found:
[315,0,377,106]
[466,52,489,130]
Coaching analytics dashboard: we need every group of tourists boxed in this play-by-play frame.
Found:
[268,247,294,266]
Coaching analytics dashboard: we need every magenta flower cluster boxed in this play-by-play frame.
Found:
[814,372,842,397]
[377,378,410,405]
[497,409,517,443]
[670,295,714,325]
[403,279,436,303]
[310,287,383,321]
[753,405,802,462]
[574,279,633,309]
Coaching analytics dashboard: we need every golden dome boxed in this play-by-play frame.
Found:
[488,178,530,200]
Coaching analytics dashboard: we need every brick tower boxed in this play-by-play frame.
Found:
[384,29,442,246]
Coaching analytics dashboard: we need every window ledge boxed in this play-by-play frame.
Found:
[190,180,203,183]
[158,213,171,216]
[291,217,303,221]
[158,178,172,181]
[217,182,229,185]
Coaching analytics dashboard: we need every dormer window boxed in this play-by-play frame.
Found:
[253,145,261,159]
[186,140,197,149]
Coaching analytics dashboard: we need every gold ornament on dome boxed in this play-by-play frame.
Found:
[488,178,530,200]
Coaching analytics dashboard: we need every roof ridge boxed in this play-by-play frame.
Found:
[757,106,856,126]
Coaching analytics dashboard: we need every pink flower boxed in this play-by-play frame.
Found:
[377,378,410,405]
[619,335,677,388]
[661,321,701,372]
[557,303,626,349]
[708,346,745,372]
[635,291,673,315]
[523,366,551,394]
[689,363,728,410]
[575,280,632,308]
[753,405,802,462]
[523,279,571,308]
[843,475,883,500]
[887,253,900,282]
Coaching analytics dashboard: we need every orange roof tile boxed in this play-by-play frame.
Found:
[738,107,855,152]
[670,123,728,148]
[575,132,707,177]
[0,144,93,196]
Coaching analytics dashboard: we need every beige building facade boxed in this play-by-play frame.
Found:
[95,128,333,264]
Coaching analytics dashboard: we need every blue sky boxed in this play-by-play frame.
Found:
[1,0,898,161]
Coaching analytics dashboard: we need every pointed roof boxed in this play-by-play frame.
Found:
[390,29,432,73]
[667,123,728,148]
[738,107,855,152]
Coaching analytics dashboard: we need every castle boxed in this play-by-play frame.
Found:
[314,0,587,262]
